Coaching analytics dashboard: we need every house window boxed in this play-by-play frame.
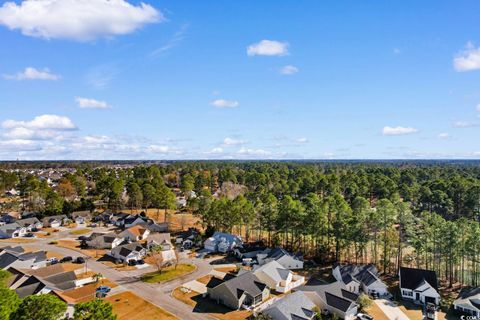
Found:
[403,290,413,297]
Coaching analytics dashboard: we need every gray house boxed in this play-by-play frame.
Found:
[262,291,316,320]
[206,271,270,310]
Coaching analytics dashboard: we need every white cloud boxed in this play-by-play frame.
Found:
[296,137,308,143]
[476,104,480,112]
[382,126,419,136]
[211,99,239,108]
[454,42,480,72]
[0,0,162,41]
[247,40,289,56]
[237,147,270,156]
[150,23,188,57]
[437,133,450,140]
[2,114,77,130]
[206,147,223,155]
[147,145,170,153]
[75,97,110,109]
[3,67,60,80]
[453,121,477,128]
[280,65,299,75]
[222,137,245,146]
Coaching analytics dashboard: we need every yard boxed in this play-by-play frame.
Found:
[365,302,389,320]
[97,255,137,271]
[69,228,91,235]
[56,239,107,258]
[106,291,178,320]
[141,264,196,283]
[58,278,118,303]
[172,288,251,320]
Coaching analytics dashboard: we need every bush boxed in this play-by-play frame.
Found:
[357,293,373,311]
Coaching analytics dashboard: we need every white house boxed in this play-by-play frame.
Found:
[332,263,389,297]
[399,267,440,305]
[16,218,43,232]
[453,287,480,317]
[0,223,27,239]
[42,215,68,228]
[252,260,305,293]
[146,233,176,263]
[257,248,304,270]
[110,242,147,263]
[204,232,243,253]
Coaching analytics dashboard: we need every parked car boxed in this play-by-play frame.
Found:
[357,313,373,320]
[127,260,137,266]
[75,257,85,264]
[137,259,145,265]
[87,223,97,228]
[24,233,35,238]
[96,286,111,293]
[60,256,73,263]
[78,235,88,241]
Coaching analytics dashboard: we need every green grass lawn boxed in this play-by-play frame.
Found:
[141,264,196,283]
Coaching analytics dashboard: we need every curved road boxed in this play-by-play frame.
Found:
[1,229,216,320]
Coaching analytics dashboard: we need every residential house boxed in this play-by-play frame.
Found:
[453,287,480,317]
[296,280,359,320]
[16,217,43,231]
[119,225,150,242]
[0,251,47,270]
[262,291,316,320]
[251,260,305,293]
[110,242,147,263]
[204,232,243,253]
[399,267,440,305]
[206,271,270,310]
[0,223,27,239]
[84,233,124,249]
[146,233,176,263]
[71,211,92,225]
[332,263,389,296]
[0,246,25,255]
[143,221,169,233]
[175,228,199,248]
[116,214,149,229]
[257,248,303,270]
[0,214,16,226]
[42,215,68,228]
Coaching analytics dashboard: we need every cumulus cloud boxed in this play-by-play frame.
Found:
[222,137,245,146]
[0,0,162,41]
[211,99,239,108]
[247,40,289,56]
[382,126,419,136]
[237,147,270,156]
[280,65,299,75]
[296,137,308,143]
[453,121,477,128]
[3,114,77,130]
[75,97,110,109]
[3,67,60,80]
[437,133,450,140]
[147,145,170,153]
[454,42,480,72]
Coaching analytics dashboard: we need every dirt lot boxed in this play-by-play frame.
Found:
[172,288,251,320]
[106,291,178,320]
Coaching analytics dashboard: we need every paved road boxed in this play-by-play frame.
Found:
[375,299,410,320]
[1,229,217,320]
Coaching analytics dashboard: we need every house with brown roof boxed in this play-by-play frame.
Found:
[119,225,150,242]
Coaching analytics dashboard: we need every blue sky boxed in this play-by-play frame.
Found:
[0,0,480,160]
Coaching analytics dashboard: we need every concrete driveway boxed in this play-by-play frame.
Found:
[375,299,410,320]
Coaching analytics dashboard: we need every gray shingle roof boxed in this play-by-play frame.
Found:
[264,291,315,320]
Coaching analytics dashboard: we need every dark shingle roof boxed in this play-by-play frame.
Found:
[215,271,267,299]
[399,267,438,291]
[325,292,354,312]
[0,252,19,269]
